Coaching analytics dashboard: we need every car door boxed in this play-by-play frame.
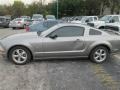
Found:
[42,26,85,58]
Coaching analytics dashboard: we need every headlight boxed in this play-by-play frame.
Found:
[0,45,5,53]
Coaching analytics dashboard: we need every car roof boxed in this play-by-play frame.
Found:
[56,23,91,28]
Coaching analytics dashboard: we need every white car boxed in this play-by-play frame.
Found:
[9,18,29,29]
[99,23,120,32]
[88,15,120,29]
[71,16,98,25]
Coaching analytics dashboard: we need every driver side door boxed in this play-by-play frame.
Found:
[42,26,85,58]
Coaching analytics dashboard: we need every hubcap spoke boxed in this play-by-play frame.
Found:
[12,49,27,63]
[94,49,107,62]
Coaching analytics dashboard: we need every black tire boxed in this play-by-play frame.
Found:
[8,46,32,65]
[23,24,26,29]
[12,27,16,30]
[90,46,110,64]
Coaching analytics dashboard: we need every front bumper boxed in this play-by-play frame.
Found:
[0,45,6,58]
[9,24,23,28]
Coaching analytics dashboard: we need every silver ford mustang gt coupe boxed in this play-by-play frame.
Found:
[0,23,120,65]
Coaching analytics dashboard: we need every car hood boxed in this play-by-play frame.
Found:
[1,32,38,43]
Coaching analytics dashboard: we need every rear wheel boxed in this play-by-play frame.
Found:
[8,46,32,65]
[90,46,110,63]
[23,24,26,29]
[12,27,16,29]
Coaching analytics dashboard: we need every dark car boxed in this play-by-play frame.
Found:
[26,20,63,32]
[0,16,11,28]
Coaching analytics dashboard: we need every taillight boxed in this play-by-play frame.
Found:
[26,26,30,32]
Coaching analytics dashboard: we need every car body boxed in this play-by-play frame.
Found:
[0,16,11,28]
[99,23,120,32]
[46,15,56,20]
[88,15,120,29]
[71,16,98,25]
[26,20,63,32]
[0,23,120,65]
[9,18,30,29]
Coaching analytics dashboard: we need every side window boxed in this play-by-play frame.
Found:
[48,26,84,37]
[94,17,98,21]
[88,17,93,22]
[86,17,93,22]
[89,29,102,35]
[112,16,119,22]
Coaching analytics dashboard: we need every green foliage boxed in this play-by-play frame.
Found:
[0,0,120,18]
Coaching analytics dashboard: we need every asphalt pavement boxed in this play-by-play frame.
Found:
[0,28,119,90]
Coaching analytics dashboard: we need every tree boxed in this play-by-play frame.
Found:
[12,1,25,18]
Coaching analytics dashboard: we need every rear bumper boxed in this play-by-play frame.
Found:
[9,24,23,28]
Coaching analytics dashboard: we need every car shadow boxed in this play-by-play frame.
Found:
[34,58,91,64]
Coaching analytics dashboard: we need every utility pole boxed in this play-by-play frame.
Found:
[57,0,59,19]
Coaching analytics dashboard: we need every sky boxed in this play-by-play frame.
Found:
[0,0,52,5]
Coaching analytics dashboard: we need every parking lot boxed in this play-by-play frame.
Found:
[0,28,120,90]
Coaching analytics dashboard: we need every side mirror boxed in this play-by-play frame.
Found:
[49,35,58,39]
[37,31,42,36]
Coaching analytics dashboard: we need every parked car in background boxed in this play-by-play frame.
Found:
[1,23,120,65]
[9,18,30,29]
[26,20,63,32]
[46,15,56,20]
[20,16,31,19]
[0,16,11,28]
[32,14,44,21]
[99,23,120,32]
[88,15,120,29]
[71,16,98,25]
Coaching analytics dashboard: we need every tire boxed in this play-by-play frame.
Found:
[8,46,32,65]
[90,46,110,64]
[12,27,16,30]
[23,25,26,29]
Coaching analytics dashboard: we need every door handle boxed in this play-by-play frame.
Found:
[74,39,81,42]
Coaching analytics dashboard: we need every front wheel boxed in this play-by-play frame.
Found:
[8,46,32,65]
[90,46,110,64]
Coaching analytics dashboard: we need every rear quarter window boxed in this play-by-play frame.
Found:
[89,29,102,35]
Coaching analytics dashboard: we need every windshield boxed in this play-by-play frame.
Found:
[14,18,22,21]
[78,16,83,21]
[80,16,88,22]
[99,16,112,21]
[0,18,5,22]
[46,15,55,19]
[32,15,43,19]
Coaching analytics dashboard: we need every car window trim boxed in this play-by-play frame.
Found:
[46,26,85,37]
